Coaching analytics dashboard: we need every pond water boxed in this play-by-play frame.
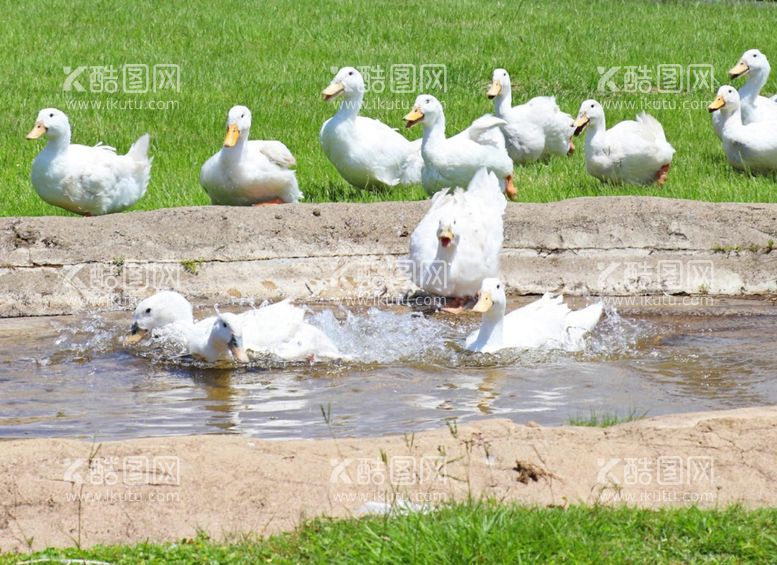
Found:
[1,298,775,440]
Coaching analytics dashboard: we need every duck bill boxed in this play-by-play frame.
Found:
[322,82,345,101]
[26,122,46,140]
[438,230,454,248]
[228,336,249,363]
[728,61,749,79]
[573,114,589,136]
[472,292,493,313]
[487,80,502,99]
[403,108,424,128]
[223,124,240,147]
[708,96,726,113]
[126,323,148,345]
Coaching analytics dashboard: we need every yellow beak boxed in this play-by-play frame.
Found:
[403,108,424,128]
[573,114,590,136]
[126,327,148,345]
[223,123,240,147]
[708,95,726,112]
[438,229,454,248]
[487,80,502,99]
[472,291,493,313]
[26,122,46,140]
[229,344,249,363]
[729,61,749,79]
[322,82,345,101]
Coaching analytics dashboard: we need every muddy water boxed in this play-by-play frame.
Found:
[0,298,775,440]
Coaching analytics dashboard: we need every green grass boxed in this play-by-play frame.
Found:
[568,408,647,427]
[3,0,777,217]
[4,503,776,563]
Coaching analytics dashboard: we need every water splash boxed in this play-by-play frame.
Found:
[309,307,457,364]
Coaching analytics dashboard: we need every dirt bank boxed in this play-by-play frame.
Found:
[1,197,776,317]
[1,407,775,552]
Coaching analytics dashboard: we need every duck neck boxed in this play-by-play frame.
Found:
[493,85,513,117]
[474,307,505,350]
[719,107,743,135]
[45,129,71,153]
[421,115,446,152]
[335,90,363,121]
[585,117,606,149]
[740,69,768,104]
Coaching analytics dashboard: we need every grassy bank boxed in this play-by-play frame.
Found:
[3,0,777,216]
[3,503,775,563]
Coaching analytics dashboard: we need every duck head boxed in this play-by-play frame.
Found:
[708,85,740,114]
[487,68,511,99]
[129,291,194,344]
[436,214,460,250]
[26,108,69,141]
[404,94,443,129]
[322,66,365,101]
[212,312,249,363]
[223,105,251,147]
[573,99,605,136]
[729,48,771,80]
[472,278,507,318]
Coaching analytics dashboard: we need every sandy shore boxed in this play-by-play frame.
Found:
[1,406,776,552]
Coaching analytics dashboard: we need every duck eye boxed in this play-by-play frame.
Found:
[145,307,151,314]
[348,71,354,76]
[240,114,245,118]
[49,113,54,118]
[590,104,595,108]
[753,53,758,58]
[497,284,501,289]
[425,98,430,104]
[222,322,228,328]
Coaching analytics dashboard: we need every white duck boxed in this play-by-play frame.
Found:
[728,49,777,124]
[465,278,603,353]
[487,68,575,163]
[129,292,342,362]
[407,168,505,309]
[573,100,675,185]
[404,95,515,198]
[320,67,422,189]
[200,105,301,205]
[26,108,151,216]
[708,85,777,173]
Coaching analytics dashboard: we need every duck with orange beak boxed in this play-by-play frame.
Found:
[727,49,777,125]
[26,108,151,216]
[403,94,516,199]
[407,168,506,314]
[319,66,423,189]
[486,68,575,164]
[200,105,301,205]
[708,85,777,173]
[573,99,674,186]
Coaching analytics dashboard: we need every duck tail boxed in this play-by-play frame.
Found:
[128,133,151,162]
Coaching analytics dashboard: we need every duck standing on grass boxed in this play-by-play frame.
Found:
[407,168,506,313]
[320,66,423,189]
[465,278,603,353]
[404,95,516,198]
[573,100,675,186]
[486,68,575,164]
[708,85,777,173]
[200,105,301,205]
[26,108,151,216]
